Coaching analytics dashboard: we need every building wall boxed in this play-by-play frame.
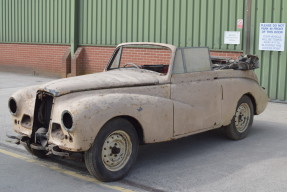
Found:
[78,0,244,51]
[77,46,172,75]
[0,0,286,101]
[0,0,71,44]
[77,46,115,75]
[0,43,242,77]
[120,47,171,66]
[210,51,243,60]
[0,0,245,77]
[76,46,241,75]
[0,43,69,76]
[0,0,244,51]
[250,0,287,101]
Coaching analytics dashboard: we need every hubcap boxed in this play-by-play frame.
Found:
[102,130,132,171]
[235,103,251,133]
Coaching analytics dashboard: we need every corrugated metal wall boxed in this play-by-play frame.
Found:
[78,0,245,51]
[0,0,245,50]
[250,0,287,101]
[0,0,286,101]
[0,0,71,44]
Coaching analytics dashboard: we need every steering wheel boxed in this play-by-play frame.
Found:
[123,63,140,69]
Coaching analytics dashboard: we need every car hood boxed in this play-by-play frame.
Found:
[39,70,161,96]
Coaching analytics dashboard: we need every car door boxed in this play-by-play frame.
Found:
[171,48,222,136]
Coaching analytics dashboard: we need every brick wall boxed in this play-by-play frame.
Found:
[0,43,243,76]
[0,43,69,76]
[77,46,115,75]
[78,46,240,74]
[120,47,171,66]
[77,46,171,75]
[210,51,243,60]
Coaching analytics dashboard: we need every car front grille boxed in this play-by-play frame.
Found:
[32,91,54,135]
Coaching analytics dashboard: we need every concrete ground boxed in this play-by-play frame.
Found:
[0,71,287,192]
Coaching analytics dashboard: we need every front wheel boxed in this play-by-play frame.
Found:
[85,118,139,181]
[24,144,48,158]
[224,95,254,140]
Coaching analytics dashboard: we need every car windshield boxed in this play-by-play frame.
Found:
[107,44,172,75]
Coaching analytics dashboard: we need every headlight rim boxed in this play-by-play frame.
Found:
[61,110,74,131]
[8,97,17,115]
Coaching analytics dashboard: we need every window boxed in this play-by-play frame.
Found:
[108,45,172,75]
[173,49,184,74]
[173,47,212,74]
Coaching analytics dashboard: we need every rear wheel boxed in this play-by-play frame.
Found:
[224,95,254,140]
[85,118,139,181]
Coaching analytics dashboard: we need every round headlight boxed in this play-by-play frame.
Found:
[62,111,73,130]
[8,98,17,114]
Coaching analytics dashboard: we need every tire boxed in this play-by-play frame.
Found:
[224,95,254,140]
[24,144,47,159]
[85,118,139,182]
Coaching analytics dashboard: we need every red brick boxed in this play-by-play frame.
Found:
[1,43,242,76]
[0,43,69,76]
[210,51,242,60]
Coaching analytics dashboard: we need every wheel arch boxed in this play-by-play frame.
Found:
[244,93,257,115]
[105,115,144,145]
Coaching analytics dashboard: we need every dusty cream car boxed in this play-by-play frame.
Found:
[8,42,268,181]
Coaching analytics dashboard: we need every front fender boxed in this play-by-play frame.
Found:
[49,93,173,151]
[10,85,39,136]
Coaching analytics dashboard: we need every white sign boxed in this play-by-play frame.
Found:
[224,31,241,44]
[259,23,285,51]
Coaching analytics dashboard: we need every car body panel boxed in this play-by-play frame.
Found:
[11,85,38,137]
[171,71,222,136]
[9,42,268,153]
[39,70,162,97]
[49,90,173,151]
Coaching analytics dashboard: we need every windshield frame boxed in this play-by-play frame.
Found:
[105,43,176,77]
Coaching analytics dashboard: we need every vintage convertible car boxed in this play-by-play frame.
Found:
[8,42,268,181]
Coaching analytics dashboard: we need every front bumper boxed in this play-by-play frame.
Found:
[7,134,71,157]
